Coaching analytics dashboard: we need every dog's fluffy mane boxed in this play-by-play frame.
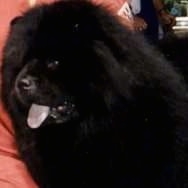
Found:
[1,0,188,187]
[159,34,188,84]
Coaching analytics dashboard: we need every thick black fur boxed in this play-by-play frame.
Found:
[1,1,188,187]
[159,33,188,84]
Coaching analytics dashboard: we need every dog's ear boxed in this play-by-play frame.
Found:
[10,16,23,26]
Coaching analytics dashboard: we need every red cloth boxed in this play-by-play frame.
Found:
[0,1,53,187]
[92,0,126,11]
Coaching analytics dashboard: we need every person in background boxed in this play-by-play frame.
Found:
[153,0,176,28]
[0,0,133,187]
[130,0,176,43]
[153,0,176,35]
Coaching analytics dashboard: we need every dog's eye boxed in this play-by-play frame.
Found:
[47,60,59,71]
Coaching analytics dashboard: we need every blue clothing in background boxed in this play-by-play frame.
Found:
[136,0,159,43]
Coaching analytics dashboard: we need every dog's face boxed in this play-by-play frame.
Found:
[14,57,80,129]
[12,39,108,129]
[3,1,115,129]
[12,36,107,129]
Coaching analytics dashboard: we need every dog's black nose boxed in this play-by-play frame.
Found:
[19,76,36,91]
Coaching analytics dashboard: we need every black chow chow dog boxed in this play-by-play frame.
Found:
[1,0,188,187]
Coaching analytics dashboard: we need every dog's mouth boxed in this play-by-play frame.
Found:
[27,102,78,129]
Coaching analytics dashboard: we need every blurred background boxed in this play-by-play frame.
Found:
[165,0,188,34]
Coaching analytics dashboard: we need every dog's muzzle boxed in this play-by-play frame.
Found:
[27,101,78,129]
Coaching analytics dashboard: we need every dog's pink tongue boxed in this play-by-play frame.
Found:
[27,104,50,129]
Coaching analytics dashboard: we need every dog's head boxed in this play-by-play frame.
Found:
[14,57,80,128]
[13,50,110,129]
[2,1,130,129]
